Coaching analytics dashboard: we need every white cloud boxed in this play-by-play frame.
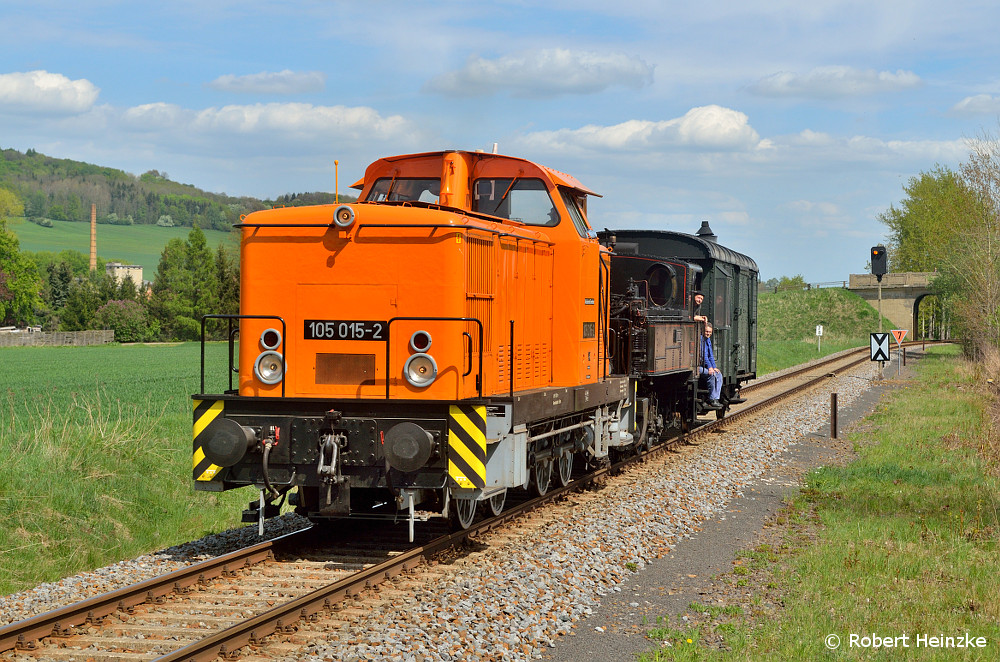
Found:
[122,102,411,141]
[748,65,921,98]
[520,105,762,153]
[424,48,653,98]
[0,70,99,114]
[786,199,842,216]
[950,94,1000,116]
[207,70,327,95]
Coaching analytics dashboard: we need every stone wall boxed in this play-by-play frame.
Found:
[0,330,115,347]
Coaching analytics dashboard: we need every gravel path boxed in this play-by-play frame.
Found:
[1,362,878,662]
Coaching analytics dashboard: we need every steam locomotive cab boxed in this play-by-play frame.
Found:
[601,226,758,422]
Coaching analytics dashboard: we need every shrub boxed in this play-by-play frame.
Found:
[94,299,157,343]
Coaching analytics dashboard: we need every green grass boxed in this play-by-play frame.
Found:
[642,345,1000,660]
[8,218,237,277]
[0,343,250,595]
[757,288,896,374]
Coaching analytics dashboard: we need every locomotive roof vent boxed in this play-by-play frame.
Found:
[696,220,718,243]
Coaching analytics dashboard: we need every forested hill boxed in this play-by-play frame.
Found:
[0,147,352,232]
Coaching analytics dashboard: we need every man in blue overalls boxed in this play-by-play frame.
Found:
[700,323,723,409]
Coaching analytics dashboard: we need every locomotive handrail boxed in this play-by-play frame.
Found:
[462,332,474,377]
[384,316,484,399]
[356,222,555,246]
[233,220,556,246]
[199,314,286,398]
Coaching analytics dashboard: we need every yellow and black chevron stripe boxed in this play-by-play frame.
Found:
[192,398,224,482]
[447,404,486,489]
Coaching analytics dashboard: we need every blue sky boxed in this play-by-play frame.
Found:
[2,0,997,281]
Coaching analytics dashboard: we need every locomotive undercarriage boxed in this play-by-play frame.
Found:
[193,377,644,538]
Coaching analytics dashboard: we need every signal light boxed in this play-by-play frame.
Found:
[409,330,432,353]
[871,245,887,280]
[260,328,282,350]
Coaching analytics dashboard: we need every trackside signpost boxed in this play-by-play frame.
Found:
[871,332,890,362]
[891,329,908,376]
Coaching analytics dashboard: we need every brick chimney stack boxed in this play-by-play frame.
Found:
[90,203,97,271]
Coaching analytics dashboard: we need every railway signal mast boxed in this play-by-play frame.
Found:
[871,245,887,333]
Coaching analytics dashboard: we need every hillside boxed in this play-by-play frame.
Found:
[757,287,896,373]
[8,218,237,277]
[0,147,353,231]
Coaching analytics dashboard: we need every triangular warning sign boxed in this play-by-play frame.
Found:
[891,329,908,345]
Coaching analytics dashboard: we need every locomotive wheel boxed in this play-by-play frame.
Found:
[531,459,553,496]
[485,490,506,516]
[556,451,574,487]
[452,497,477,529]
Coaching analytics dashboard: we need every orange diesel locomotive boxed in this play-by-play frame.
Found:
[192,151,634,532]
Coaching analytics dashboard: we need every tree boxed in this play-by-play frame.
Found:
[0,189,42,326]
[877,166,969,272]
[0,187,23,221]
[148,227,220,340]
[214,242,239,317]
[775,274,807,292]
[942,130,1000,354]
[59,272,104,330]
[47,260,73,310]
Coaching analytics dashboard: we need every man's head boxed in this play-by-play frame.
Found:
[693,292,704,306]
[704,324,713,338]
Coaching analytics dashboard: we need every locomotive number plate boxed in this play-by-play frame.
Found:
[304,320,386,341]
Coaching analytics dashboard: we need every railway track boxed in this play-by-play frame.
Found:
[0,344,930,661]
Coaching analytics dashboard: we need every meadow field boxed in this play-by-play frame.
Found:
[0,342,247,594]
[8,218,237,276]
[756,287,896,373]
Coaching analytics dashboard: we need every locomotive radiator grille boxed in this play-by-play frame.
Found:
[315,353,376,385]
[447,405,487,489]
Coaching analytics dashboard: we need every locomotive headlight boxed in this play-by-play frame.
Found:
[333,205,355,228]
[254,350,285,385]
[260,327,282,350]
[403,353,437,388]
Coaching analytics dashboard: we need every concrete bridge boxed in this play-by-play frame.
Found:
[847,272,937,333]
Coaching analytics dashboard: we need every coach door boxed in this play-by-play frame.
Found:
[712,267,732,377]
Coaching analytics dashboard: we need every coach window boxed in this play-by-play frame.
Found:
[367,178,440,203]
[714,273,731,328]
[473,178,558,226]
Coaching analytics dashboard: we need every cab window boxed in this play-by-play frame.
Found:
[559,188,591,237]
[367,178,440,203]
[646,264,678,307]
[473,178,558,226]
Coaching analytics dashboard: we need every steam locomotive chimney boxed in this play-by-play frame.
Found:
[90,204,97,271]
[696,220,717,243]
